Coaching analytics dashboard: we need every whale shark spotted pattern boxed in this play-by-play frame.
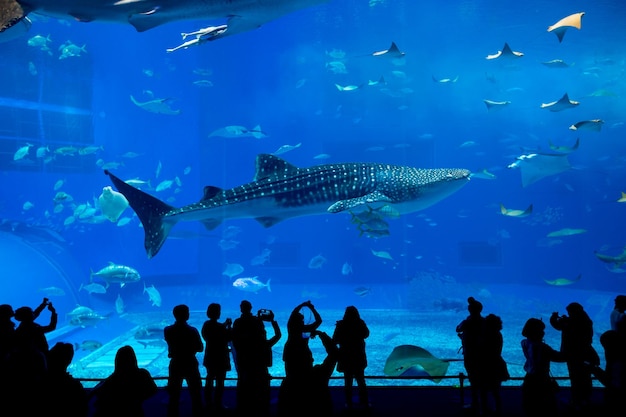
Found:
[105,154,471,258]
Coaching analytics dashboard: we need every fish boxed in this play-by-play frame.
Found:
[91,262,141,288]
[13,143,33,161]
[549,138,579,153]
[208,125,266,139]
[353,286,370,297]
[69,310,108,327]
[540,93,579,112]
[98,186,129,222]
[0,0,327,41]
[272,142,302,156]
[594,248,626,267]
[500,203,532,218]
[232,276,271,293]
[74,340,103,352]
[508,153,571,187]
[79,282,107,294]
[432,75,458,83]
[541,59,572,68]
[544,274,582,286]
[485,42,523,60]
[371,41,405,58]
[22,201,34,211]
[483,100,511,111]
[144,283,162,307]
[115,294,125,314]
[130,95,180,115]
[104,154,470,258]
[58,41,86,59]
[308,254,327,269]
[569,119,604,132]
[469,169,496,180]
[547,228,587,238]
[341,262,353,275]
[38,286,66,296]
[371,249,393,261]
[547,12,584,43]
[383,345,460,383]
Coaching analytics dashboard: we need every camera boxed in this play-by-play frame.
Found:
[257,309,274,322]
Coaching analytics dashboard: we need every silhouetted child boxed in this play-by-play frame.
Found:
[481,313,509,416]
[43,342,88,417]
[164,304,204,417]
[521,318,565,416]
[305,329,339,416]
[550,302,599,410]
[201,302,232,412]
[333,305,370,409]
[92,345,157,417]
[455,296,486,413]
[0,304,15,414]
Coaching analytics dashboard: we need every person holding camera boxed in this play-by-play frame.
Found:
[232,300,281,417]
[278,300,322,416]
[201,303,232,413]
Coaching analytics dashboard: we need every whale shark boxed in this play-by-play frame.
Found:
[105,154,471,258]
[0,0,327,40]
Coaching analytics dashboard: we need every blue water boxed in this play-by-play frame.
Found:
[1,0,625,384]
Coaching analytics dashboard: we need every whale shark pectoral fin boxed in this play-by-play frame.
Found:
[200,219,222,230]
[255,216,284,228]
[128,9,170,32]
[327,192,392,213]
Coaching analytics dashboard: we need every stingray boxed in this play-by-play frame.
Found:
[371,41,405,59]
[511,153,571,187]
[540,93,579,112]
[547,228,587,237]
[569,119,604,132]
[541,59,572,68]
[500,203,532,218]
[384,345,460,383]
[544,274,581,286]
[548,12,585,43]
[484,99,511,111]
[130,95,181,115]
[486,42,523,60]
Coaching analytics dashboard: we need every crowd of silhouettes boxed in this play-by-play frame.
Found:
[1,294,626,416]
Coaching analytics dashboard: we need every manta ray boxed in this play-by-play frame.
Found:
[486,42,524,60]
[508,153,572,187]
[548,12,585,43]
[0,0,327,41]
[105,154,471,258]
[540,93,579,112]
[130,95,181,115]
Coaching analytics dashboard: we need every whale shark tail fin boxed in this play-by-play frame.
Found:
[104,170,176,258]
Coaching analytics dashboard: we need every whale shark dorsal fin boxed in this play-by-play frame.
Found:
[254,154,299,181]
[202,186,222,201]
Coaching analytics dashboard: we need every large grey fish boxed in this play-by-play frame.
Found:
[105,154,471,258]
[0,0,327,40]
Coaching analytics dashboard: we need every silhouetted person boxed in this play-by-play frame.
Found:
[610,295,626,330]
[92,345,157,417]
[164,304,204,417]
[481,313,508,417]
[521,318,565,416]
[278,300,322,416]
[589,320,626,416]
[14,297,57,358]
[42,342,88,417]
[0,304,15,413]
[0,304,15,364]
[550,302,598,410]
[201,302,232,413]
[232,300,281,417]
[455,296,485,413]
[333,305,370,409]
